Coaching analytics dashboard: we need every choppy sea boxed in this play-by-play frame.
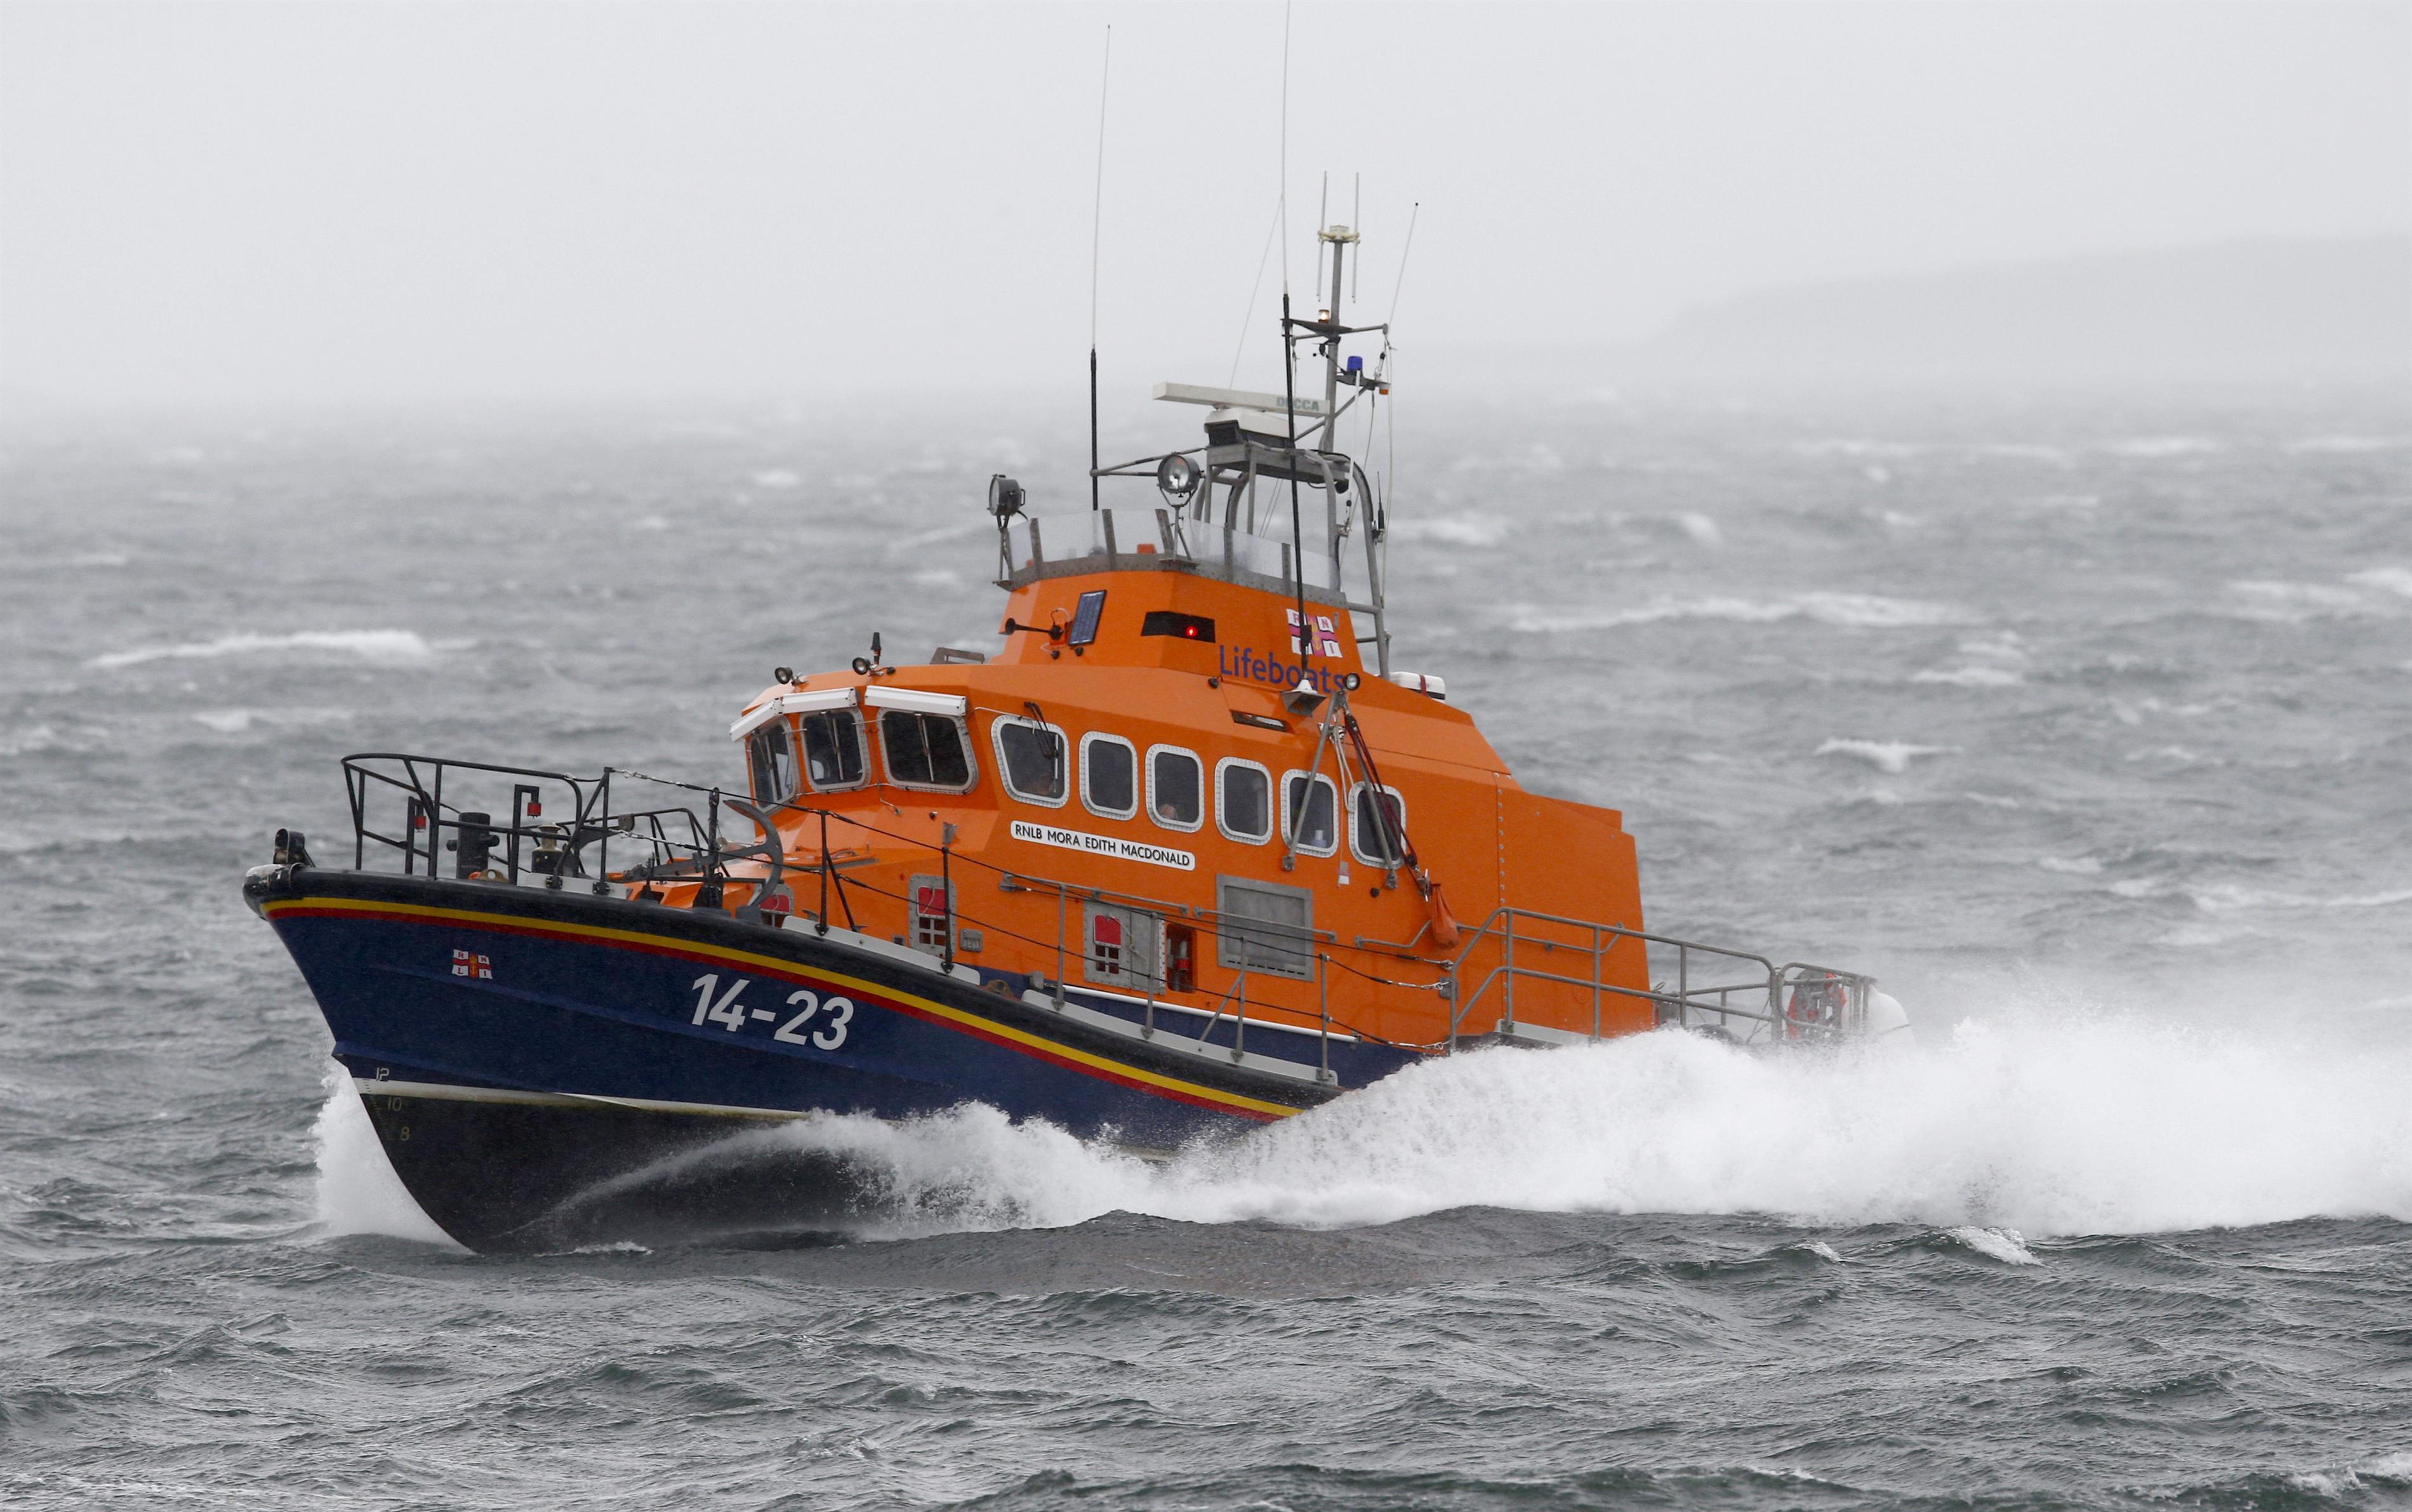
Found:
[3,387,2409,1509]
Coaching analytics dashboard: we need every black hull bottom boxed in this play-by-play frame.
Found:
[358,1088,888,1252]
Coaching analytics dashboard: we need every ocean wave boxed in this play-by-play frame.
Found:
[2107,878,2412,915]
[313,1010,2412,1249]
[1816,739,1954,774]
[2285,435,2410,454]
[2106,437,2222,458]
[1509,591,1971,634]
[1943,1226,2040,1265]
[1911,666,2022,687]
[1388,515,1509,547]
[2227,580,2402,623]
[188,707,355,734]
[91,630,442,670]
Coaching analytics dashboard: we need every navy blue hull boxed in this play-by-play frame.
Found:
[246,866,1407,1250]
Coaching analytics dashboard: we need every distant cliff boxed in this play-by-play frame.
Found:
[1619,236,2409,387]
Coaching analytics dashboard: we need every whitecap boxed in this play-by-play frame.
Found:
[1912,666,2023,687]
[1816,739,1953,774]
[750,468,802,489]
[2228,580,2383,621]
[1508,597,1794,633]
[1794,592,1971,628]
[1676,512,1723,547]
[1509,591,1971,635]
[1946,1226,2041,1266]
[2348,567,2412,599]
[2286,435,2408,454]
[189,706,354,734]
[93,630,437,669]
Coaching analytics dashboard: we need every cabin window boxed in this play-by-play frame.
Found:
[798,708,866,791]
[1080,733,1138,820]
[880,710,974,792]
[1281,772,1340,857]
[746,721,797,805]
[1216,758,1273,844]
[1215,876,1313,981]
[1084,903,1159,988]
[1349,783,1408,867]
[1147,745,1203,832]
[991,715,1068,806]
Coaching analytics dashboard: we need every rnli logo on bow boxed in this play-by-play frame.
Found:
[449,949,493,980]
[1287,608,1343,657]
[1009,819,1195,871]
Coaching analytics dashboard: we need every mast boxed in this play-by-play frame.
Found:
[1318,223,1356,448]
[1282,289,1310,666]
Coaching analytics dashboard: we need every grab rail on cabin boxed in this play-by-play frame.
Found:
[998,507,1377,618]
[1441,905,1874,1049]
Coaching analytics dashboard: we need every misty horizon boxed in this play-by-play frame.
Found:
[3,3,2408,409]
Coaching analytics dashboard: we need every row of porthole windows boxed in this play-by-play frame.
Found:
[986,715,1404,865]
[748,707,1406,865]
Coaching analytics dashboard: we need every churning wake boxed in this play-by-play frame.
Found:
[315,1008,2412,1249]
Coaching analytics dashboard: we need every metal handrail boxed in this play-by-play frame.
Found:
[1442,905,1872,1049]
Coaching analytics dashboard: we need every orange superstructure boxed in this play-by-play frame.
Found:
[698,551,1653,1053]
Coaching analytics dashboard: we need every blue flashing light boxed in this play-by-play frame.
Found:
[1346,355,1364,374]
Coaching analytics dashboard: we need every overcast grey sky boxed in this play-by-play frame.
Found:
[3,1,2406,408]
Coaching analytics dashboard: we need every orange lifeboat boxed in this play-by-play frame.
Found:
[241,223,1884,1252]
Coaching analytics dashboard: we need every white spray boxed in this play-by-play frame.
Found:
[314,1007,2412,1247]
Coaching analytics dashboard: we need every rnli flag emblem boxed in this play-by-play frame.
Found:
[450,949,493,980]
[1286,608,1342,657]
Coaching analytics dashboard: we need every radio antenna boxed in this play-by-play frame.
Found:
[1278,4,1290,305]
[1386,200,1420,331]
[1229,199,1281,387]
[1088,25,1111,513]
[1278,1,1310,668]
[1351,173,1361,303]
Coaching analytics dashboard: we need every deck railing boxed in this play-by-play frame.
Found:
[1441,905,1872,1047]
